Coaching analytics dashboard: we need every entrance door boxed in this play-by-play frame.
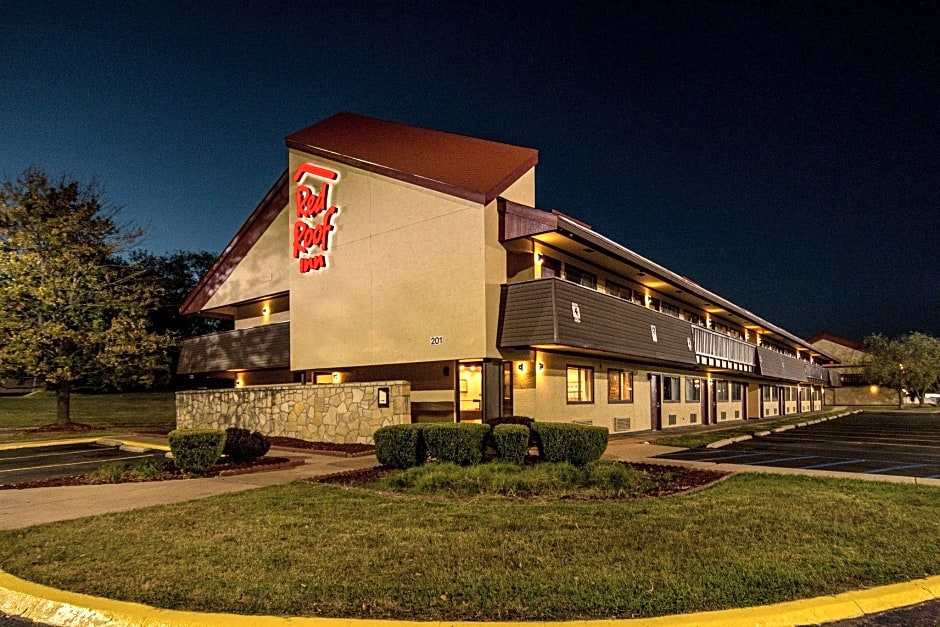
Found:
[650,374,662,431]
[710,381,718,423]
[700,383,710,425]
[501,361,514,417]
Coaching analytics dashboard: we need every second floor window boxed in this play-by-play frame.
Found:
[565,264,597,289]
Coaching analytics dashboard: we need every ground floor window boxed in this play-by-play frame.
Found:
[731,382,743,401]
[685,377,701,402]
[608,369,633,402]
[567,365,594,403]
[716,380,729,402]
[663,375,681,402]
[762,385,779,402]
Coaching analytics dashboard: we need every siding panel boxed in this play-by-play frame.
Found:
[178,322,290,374]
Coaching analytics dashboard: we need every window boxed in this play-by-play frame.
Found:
[685,311,706,326]
[731,382,743,401]
[565,264,596,289]
[566,366,594,403]
[663,375,681,402]
[648,296,661,311]
[762,385,779,402]
[685,377,701,402]
[606,280,633,301]
[608,370,633,402]
[716,380,730,402]
[540,255,561,278]
[661,302,680,318]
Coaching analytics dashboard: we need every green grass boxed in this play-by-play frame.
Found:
[654,408,847,448]
[1,473,939,620]
[0,391,175,442]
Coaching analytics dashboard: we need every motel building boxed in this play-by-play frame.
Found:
[176,113,841,443]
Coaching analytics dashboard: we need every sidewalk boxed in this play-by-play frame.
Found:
[0,439,376,530]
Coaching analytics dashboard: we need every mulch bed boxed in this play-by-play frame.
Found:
[0,456,296,490]
[317,461,730,498]
[267,436,375,457]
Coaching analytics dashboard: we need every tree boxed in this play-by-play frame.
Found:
[0,167,172,424]
[863,332,940,408]
[129,250,231,339]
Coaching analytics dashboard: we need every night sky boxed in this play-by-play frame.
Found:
[2,2,937,342]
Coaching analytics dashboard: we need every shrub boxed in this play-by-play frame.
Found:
[168,429,226,474]
[492,424,529,464]
[422,423,491,466]
[374,424,426,469]
[484,415,534,428]
[531,422,609,466]
[223,427,271,462]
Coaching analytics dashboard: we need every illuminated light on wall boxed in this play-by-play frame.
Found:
[644,293,652,308]
[235,376,244,388]
[870,385,879,395]
[535,252,544,264]
[261,305,270,316]
[537,361,545,373]
[517,361,527,373]
[332,372,341,384]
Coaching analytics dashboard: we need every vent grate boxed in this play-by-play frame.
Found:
[572,419,593,426]
[614,417,631,432]
[690,413,698,424]
[668,414,677,426]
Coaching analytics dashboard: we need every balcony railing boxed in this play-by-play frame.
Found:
[691,325,756,372]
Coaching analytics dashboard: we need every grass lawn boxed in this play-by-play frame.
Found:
[0,391,175,442]
[652,408,849,448]
[1,472,939,620]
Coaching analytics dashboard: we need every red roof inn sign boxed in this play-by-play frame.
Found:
[292,163,341,274]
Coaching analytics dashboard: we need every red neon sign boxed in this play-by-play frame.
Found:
[292,163,341,274]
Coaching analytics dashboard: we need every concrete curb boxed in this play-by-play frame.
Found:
[1,569,939,627]
[705,410,859,448]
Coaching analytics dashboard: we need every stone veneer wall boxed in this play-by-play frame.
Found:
[175,381,410,444]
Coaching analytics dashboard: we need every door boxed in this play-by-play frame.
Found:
[649,374,662,431]
[501,361,514,417]
[701,382,710,425]
[710,380,718,423]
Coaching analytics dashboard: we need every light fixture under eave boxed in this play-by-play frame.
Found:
[537,362,545,372]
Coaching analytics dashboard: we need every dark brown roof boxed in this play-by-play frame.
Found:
[805,331,868,353]
[286,112,538,205]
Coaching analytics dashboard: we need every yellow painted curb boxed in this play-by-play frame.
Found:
[1,569,939,627]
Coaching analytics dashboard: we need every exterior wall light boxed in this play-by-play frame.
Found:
[261,305,270,316]
[517,361,526,373]
[537,361,545,372]
[332,372,341,383]
[535,253,544,264]
[870,385,879,395]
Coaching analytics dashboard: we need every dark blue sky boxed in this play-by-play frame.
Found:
[2,2,937,341]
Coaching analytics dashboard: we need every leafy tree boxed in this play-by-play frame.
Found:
[129,250,231,339]
[863,332,940,408]
[0,167,172,424]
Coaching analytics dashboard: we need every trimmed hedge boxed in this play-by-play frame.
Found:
[422,423,491,466]
[168,429,227,474]
[531,422,609,466]
[223,427,270,462]
[492,424,529,464]
[374,424,426,469]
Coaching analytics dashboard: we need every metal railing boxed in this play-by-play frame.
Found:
[692,326,756,367]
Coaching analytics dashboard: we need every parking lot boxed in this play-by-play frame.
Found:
[656,411,940,479]
[0,441,166,485]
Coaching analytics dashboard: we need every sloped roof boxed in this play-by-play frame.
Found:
[182,114,538,316]
[286,112,538,205]
[180,171,288,315]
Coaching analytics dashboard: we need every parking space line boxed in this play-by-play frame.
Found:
[1,450,108,463]
[0,454,155,475]
[802,459,867,469]
[749,455,817,465]
[867,464,930,474]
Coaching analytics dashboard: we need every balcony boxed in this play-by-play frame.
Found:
[499,278,698,368]
[691,326,756,372]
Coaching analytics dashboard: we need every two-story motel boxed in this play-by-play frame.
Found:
[176,112,840,442]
